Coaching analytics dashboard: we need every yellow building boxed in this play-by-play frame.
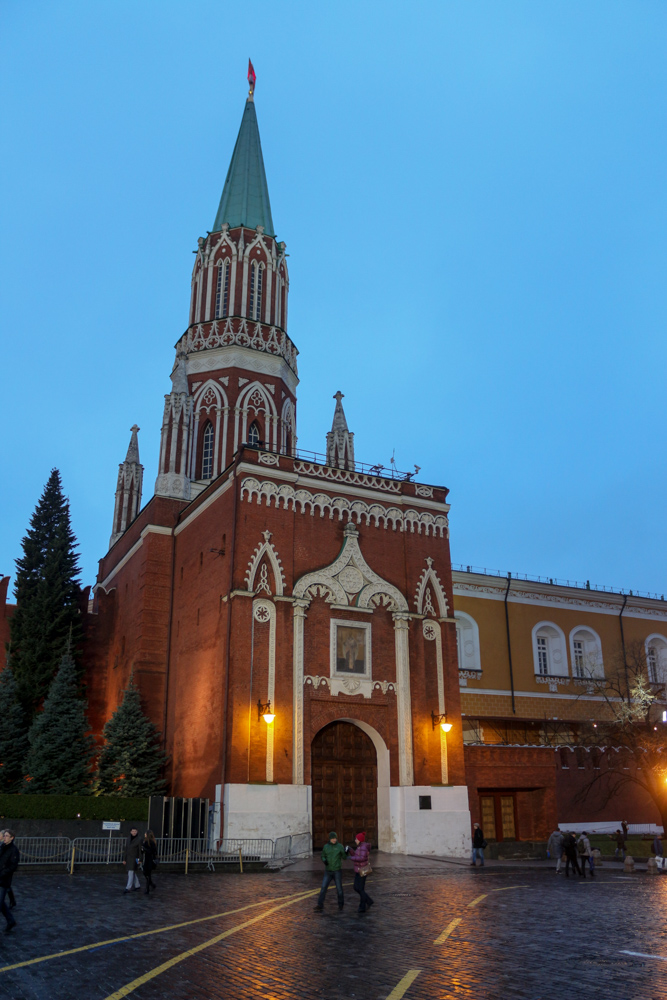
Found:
[452,568,667,842]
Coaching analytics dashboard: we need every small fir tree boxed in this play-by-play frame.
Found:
[10,469,83,714]
[0,667,29,792]
[23,652,95,793]
[97,676,167,796]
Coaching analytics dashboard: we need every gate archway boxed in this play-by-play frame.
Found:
[311,721,378,849]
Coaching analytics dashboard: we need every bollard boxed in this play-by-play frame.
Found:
[592,848,602,868]
[185,847,189,876]
[69,844,76,876]
[239,848,243,874]
[624,855,635,873]
[647,857,658,875]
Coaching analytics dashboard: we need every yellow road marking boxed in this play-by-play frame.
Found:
[385,969,422,999]
[0,889,312,974]
[467,893,488,907]
[102,889,318,1000]
[433,917,462,945]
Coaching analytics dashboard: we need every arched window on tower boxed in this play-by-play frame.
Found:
[215,260,230,319]
[202,422,214,479]
[249,262,263,321]
[247,421,261,448]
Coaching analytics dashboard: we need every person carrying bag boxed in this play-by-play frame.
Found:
[347,832,374,913]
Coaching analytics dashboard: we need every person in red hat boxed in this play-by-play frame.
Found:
[347,832,374,913]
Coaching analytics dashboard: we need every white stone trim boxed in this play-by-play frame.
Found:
[241,478,448,536]
[96,524,172,591]
[414,558,449,617]
[254,599,276,783]
[173,474,234,535]
[423,620,448,783]
[329,617,372,680]
[245,531,285,596]
[394,613,414,786]
[292,600,308,784]
[184,343,299,394]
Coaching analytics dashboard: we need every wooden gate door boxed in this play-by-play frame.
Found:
[311,722,378,849]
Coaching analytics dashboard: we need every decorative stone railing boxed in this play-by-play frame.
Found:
[459,669,483,686]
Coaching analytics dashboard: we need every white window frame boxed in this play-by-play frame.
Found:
[201,422,214,479]
[645,634,667,684]
[568,626,604,680]
[532,621,568,678]
[454,611,481,674]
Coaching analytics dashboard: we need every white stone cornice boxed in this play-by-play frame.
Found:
[184,344,298,394]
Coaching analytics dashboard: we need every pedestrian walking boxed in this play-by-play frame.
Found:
[314,832,346,912]
[123,827,142,893]
[652,835,663,872]
[621,819,629,840]
[141,830,158,895]
[577,832,595,877]
[347,832,374,913]
[547,828,564,873]
[0,830,19,933]
[611,829,626,861]
[562,831,581,878]
[0,832,16,909]
[471,823,485,867]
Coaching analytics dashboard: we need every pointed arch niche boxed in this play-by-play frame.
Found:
[292,523,413,788]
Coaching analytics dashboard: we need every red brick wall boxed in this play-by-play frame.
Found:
[464,744,558,840]
[555,747,661,826]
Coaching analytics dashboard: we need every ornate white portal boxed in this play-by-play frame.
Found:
[291,523,414,786]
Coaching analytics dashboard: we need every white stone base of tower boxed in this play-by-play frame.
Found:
[221,782,470,857]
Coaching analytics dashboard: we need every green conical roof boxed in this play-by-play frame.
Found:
[213,99,275,237]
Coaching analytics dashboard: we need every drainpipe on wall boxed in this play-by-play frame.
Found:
[504,573,516,715]
[619,592,629,700]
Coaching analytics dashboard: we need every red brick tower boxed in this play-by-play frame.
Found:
[88,71,470,857]
[155,75,296,501]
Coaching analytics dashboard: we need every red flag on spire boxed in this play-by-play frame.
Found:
[248,59,256,93]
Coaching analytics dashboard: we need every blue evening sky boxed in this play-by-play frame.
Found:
[1,1,665,596]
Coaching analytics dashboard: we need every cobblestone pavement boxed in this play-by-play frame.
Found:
[1,860,667,1000]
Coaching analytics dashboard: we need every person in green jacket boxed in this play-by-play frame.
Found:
[314,831,346,911]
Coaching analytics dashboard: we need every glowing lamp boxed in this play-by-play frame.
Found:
[431,711,452,733]
[258,700,275,724]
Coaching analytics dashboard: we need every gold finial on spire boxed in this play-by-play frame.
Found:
[248,58,256,100]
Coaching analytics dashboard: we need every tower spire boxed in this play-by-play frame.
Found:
[326,391,355,471]
[110,426,144,548]
[212,63,274,236]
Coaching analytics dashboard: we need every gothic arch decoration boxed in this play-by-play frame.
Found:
[245,530,286,596]
[281,396,296,455]
[293,522,408,612]
[414,558,449,617]
[241,478,448,536]
[236,381,278,453]
[191,379,229,481]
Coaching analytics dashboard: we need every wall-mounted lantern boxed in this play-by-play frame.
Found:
[258,700,275,724]
[431,711,452,733]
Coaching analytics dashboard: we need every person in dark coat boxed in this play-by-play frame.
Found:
[141,830,158,894]
[347,832,373,913]
[562,831,581,877]
[123,828,142,893]
[0,831,16,909]
[471,823,485,867]
[0,830,19,932]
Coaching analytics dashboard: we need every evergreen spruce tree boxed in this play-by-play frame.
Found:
[97,676,167,796]
[10,469,84,714]
[0,667,29,792]
[23,652,95,793]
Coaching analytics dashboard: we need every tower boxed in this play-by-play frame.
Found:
[326,391,355,470]
[155,71,297,501]
[109,425,143,548]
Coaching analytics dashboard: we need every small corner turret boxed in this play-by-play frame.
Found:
[110,425,143,549]
[326,391,355,471]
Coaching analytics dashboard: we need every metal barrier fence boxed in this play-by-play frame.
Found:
[15,837,72,866]
[13,833,311,871]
